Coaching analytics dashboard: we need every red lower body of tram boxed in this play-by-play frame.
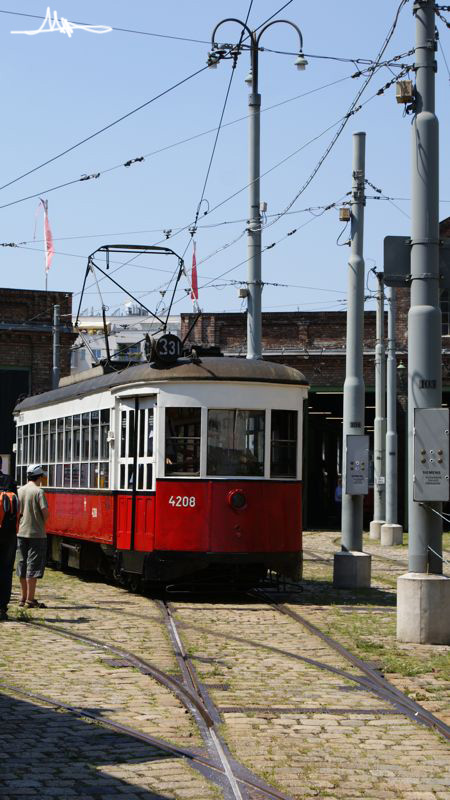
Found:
[45,479,302,584]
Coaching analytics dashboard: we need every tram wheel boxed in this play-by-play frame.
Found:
[126,574,142,593]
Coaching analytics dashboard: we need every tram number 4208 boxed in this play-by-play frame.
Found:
[169,495,196,508]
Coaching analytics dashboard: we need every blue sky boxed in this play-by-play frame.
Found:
[0,0,449,319]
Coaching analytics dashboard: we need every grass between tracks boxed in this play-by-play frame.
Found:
[319,608,450,681]
[299,531,450,705]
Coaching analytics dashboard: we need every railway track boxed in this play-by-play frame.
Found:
[163,592,449,742]
[2,555,449,799]
[5,617,295,800]
[252,590,450,741]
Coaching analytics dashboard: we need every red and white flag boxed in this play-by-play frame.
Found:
[191,240,199,307]
[40,198,55,274]
[35,198,55,281]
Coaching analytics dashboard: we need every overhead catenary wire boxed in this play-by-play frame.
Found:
[192,0,253,227]
[259,0,412,231]
[0,74,357,212]
[0,0,292,197]
[0,7,417,65]
[0,62,212,194]
[66,192,347,350]
[60,100,376,303]
[9,185,366,335]
[169,1,255,308]
[0,55,413,217]
[0,8,211,43]
[160,63,412,242]
[5,188,449,249]
[438,37,450,81]
[4,7,415,328]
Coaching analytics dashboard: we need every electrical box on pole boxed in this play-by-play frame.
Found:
[413,408,450,502]
[383,236,450,287]
[344,435,369,495]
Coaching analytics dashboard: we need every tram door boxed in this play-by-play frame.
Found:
[116,396,156,552]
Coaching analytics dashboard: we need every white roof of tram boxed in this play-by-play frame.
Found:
[14,357,308,413]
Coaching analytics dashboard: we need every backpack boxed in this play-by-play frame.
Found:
[0,491,19,528]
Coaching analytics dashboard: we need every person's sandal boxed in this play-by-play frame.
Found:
[18,600,26,607]
[26,600,46,609]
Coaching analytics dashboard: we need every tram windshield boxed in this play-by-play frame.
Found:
[207,409,265,476]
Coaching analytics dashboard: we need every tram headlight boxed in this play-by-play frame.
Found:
[227,489,247,511]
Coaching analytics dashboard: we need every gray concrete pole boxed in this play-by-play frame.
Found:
[397,0,450,645]
[408,0,441,574]
[246,42,262,360]
[52,304,60,390]
[370,272,386,537]
[341,132,366,553]
[385,288,398,524]
[381,288,403,545]
[334,132,371,589]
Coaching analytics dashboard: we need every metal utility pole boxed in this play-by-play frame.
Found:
[381,288,403,545]
[397,0,450,644]
[370,271,386,538]
[409,0,441,574]
[52,304,60,389]
[246,32,262,360]
[208,20,307,360]
[334,132,371,589]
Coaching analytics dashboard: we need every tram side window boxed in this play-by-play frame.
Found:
[270,410,298,478]
[29,423,35,464]
[35,423,42,465]
[207,410,265,477]
[16,411,111,489]
[165,408,201,476]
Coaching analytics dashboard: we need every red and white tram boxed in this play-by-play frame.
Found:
[14,355,308,586]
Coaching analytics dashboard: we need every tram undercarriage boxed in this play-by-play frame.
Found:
[48,534,302,589]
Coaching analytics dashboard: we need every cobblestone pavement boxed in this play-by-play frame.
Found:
[0,531,448,800]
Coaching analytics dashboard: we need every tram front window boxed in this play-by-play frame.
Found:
[207,410,265,476]
[165,408,201,476]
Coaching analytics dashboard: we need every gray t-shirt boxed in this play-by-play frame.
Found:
[18,481,48,539]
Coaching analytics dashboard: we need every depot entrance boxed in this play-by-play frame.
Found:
[303,390,376,531]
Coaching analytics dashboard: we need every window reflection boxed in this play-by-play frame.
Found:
[207,410,265,476]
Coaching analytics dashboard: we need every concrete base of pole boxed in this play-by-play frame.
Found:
[369,520,384,540]
[397,573,450,644]
[333,551,371,589]
[380,523,403,546]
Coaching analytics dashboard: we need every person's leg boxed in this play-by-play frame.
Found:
[0,531,17,611]
[19,578,27,603]
[16,538,28,604]
[26,578,37,603]
[25,539,47,607]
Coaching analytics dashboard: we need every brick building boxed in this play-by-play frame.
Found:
[0,288,75,468]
